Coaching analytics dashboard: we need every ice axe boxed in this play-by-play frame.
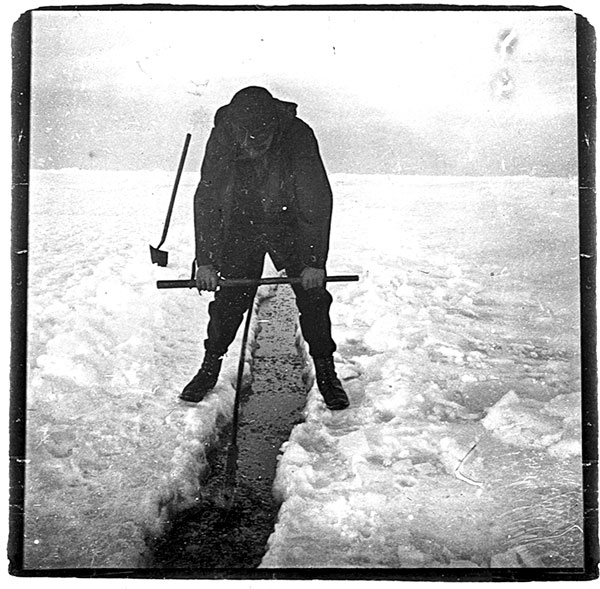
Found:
[149,133,192,267]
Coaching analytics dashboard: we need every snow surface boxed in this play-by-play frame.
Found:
[24,170,582,569]
[264,174,583,568]
[25,169,271,567]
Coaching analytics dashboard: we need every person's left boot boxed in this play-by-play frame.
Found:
[314,356,350,410]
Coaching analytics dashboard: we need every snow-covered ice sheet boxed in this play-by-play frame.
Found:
[261,174,583,568]
[23,170,583,569]
[24,169,271,568]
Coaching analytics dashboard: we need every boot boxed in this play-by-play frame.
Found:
[179,353,223,403]
[314,356,350,410]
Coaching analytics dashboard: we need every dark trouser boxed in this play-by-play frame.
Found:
[204,225,337,359]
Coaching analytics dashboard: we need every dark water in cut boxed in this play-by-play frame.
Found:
[146,288,308,568]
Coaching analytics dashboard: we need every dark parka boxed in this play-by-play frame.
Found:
[194,96,333,271]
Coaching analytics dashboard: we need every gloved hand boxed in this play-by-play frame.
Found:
[300,266,325,290]
[196,264,218,292]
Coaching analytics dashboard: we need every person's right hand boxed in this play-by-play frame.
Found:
[196,264,218,292]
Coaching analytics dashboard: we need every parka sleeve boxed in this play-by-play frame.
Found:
[290,122,333,269]
[193,126,230,267]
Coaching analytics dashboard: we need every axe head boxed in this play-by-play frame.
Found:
[150,245,168,267]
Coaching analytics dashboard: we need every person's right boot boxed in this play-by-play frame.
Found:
[179,352,223,403]
[314,356,350,410]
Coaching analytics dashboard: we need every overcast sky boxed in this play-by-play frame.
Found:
[30,8,578,175]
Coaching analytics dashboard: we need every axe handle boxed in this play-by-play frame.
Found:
[156,133,192,250]
[157,275,359,289]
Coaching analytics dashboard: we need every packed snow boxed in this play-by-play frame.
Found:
[265,174,583,568]
[24,169,582,569]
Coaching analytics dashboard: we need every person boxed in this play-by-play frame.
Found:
[180,86,349,411]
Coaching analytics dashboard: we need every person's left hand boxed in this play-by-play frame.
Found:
[300,267,325,290]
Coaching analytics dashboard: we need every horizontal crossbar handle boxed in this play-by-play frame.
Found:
[156,275,359,289]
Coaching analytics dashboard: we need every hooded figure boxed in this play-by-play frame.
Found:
[181,87,349,411]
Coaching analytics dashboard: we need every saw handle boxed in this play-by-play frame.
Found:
[156,275,359,289]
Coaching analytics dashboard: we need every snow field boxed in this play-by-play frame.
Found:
[262,174,582,567]
[23,170,583,569]
[25,170,273,567]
